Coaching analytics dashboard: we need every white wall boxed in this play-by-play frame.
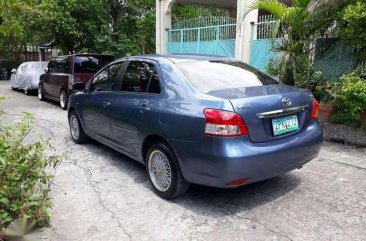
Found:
[235,0,258,63]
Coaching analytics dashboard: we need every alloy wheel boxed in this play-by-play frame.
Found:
[70,114,80,140]
[148,150,172,192]
[60,91,66,108]
[38,87,42,99]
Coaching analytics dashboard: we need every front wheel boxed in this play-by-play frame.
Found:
[59,89,68,110]
[38,85,45,101]
[68,111,88,144]
[146,142,189,199]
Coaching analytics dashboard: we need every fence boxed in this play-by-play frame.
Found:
[250,15,281,72]
[167,17,236,57]
[314,39,357,81]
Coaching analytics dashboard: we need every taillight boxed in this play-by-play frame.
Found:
[311,98,319,119]
[203,109,248,136]
[68,75,74,90]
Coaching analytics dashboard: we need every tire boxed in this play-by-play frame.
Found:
[59,89,68,110]
[68,111,88,144]
[146,142,189,199]
[38,85,45,101]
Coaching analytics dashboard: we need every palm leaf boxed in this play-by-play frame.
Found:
[249,0,288,19]
[292,0,312,8]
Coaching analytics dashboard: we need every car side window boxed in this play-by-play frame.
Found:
[90,62,124,92]
[148,69,161,94]
[55,60,65,73]
[121,61,161,94]
[48,61,56,73]
[64,57,71,74]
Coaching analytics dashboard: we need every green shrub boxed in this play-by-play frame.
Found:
[266,58,280,77]
[330,112,360,128]
[331,71,366,127]
[0,108,62,235]
[338,2,366,61]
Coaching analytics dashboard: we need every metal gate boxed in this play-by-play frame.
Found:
[250,15,281,72]
[167,17,236,57]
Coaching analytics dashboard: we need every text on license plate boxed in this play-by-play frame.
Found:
[272,115,299,136]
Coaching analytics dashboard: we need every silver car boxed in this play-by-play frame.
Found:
[11,61,48,95]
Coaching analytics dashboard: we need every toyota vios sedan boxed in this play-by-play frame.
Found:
[68,55,323,198]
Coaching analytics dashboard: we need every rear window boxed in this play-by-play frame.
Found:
[74,55,114,74]
[176,61,279,93]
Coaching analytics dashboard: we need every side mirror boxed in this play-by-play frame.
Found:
[11,68,16,74]
[44,68,49,73]
[72,82,86,92]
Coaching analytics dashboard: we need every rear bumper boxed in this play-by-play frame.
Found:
[169,121,323,188]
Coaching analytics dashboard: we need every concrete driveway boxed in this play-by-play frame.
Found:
[0,81,365,241]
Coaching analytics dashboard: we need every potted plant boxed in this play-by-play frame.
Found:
[313,82,336,122]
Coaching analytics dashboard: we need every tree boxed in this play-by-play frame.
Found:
[91,0,157,57]
[0,0,42,63]
[249,0,353,87]
[338,1,366,61]
[38,0,110,54]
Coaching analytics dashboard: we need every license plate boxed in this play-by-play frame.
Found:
[272,115,299,136]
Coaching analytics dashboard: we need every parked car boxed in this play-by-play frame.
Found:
[10,61,49,95]
[68,55,323,198]
[0,59,9,80]
[38,54,114,109]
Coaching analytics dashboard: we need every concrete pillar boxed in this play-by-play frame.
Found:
[156,0,175,54]
[235,0,258,63]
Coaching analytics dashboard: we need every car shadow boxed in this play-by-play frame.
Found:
[80,138,302,217]
[11,88,37,96]
[173,174,301,217]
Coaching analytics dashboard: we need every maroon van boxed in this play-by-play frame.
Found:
[38,54,114,109]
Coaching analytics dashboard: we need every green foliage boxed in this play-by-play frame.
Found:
[172,3,228,24]
[250,0,352,87]
[330,71,366,127]
[266,58,280,77]
[0,110,62,232]
[310,74,339,104]
[330,112,360,128]
[0,0,231,58]
[338,1,366,61]
[38,0,109,54]
[0,0,43,62]
[0,0,158,57]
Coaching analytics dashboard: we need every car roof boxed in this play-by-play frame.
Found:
[51,54,114,61]
[128,54,234,64]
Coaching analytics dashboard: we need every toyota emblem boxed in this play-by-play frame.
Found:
[282,97,292,107]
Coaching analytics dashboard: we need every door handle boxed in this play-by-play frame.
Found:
[103,100,111,108]
[139,104,150,113]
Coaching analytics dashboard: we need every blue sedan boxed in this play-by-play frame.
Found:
[68,55,323,198]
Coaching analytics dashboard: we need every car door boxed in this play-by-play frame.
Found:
[80,61,126,142]
[49,58,70,98]
[108,60,162,156]
[42,60,56,96]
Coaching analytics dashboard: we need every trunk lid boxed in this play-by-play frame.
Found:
[210,84,314,143]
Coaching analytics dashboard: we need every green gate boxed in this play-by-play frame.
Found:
[167,17,236,57]
[250,15,281,72]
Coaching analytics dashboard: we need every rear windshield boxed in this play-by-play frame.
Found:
[176,61,279,93]
[74,55,114,73]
